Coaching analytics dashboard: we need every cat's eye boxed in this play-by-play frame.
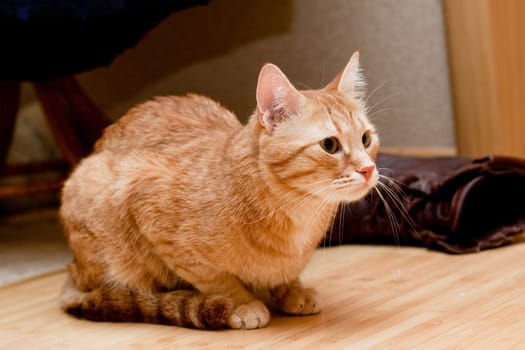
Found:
[320,137,340,154]
[362,131,372,148]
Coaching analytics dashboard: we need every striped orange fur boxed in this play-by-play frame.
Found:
[59,51,380,329]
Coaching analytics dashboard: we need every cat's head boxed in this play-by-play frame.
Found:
[255,51,379,203]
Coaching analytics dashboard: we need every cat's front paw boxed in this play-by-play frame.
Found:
[228,300,270,329]
[274,286,323,315]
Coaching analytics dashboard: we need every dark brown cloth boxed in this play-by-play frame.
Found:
[325,153,525,253]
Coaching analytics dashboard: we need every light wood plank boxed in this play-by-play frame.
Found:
[1,242,524,349]
[444,0,525,158]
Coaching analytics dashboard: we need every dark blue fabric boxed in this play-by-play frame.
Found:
[0,1,172,21]
[0,0,208,81]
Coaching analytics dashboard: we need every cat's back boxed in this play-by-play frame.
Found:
[96,94,242,154]
[60,93,242,249]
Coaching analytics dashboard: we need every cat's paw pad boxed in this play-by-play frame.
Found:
[278,287,323,315]
[228,300,270,329]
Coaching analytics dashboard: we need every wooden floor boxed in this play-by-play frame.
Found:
[1,241,524,349]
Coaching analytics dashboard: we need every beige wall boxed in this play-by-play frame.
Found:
[10,0,456,163]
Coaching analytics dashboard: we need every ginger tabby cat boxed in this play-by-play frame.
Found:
[59,51,379,329]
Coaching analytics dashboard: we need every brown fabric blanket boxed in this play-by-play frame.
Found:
[325,153,525,253]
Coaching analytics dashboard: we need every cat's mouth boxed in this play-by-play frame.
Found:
[329,174,378,202]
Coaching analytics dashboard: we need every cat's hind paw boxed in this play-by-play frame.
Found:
[228,300,270,329]
[276,287,323,315]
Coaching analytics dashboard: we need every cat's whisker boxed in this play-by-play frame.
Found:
[331,184,354,190]
[331,180,356,189]
[327,195,341,248]
[319,191,339,250]
[302,189,338,246]
[378,174,410,203]
[367,107,402,121]
[331,177,355,185]
[378,170,406,189]
[328,194,345,247]
[375,176,420,242]
[369,106,402,115]
[302,199,326,238]
[243,179,334,225]
[377,176,407,206]
[377,167,394,175]
[365,92,401,116]
[337,197,346,248]
[293,81,314,90]
[363,80,391,106]
[375,177,406,234]
[321,208,334,249]
[373,186,401,246]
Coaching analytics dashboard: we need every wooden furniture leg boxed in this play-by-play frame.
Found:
[33,81,87,165]
[0,81,20,167]
[0,78,110,200]
[54,77,110,146]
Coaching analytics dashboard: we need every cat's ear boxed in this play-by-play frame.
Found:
[326,51,366,99]
[256,63,305,134]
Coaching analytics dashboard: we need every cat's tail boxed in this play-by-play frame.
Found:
[59,275,234,329]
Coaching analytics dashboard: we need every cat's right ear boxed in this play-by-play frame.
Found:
[256,63,305,134]
[326,51,366,100]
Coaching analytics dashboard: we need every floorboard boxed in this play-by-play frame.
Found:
[1,242,524,349]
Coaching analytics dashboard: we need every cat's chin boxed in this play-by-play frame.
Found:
[327,183,377,204]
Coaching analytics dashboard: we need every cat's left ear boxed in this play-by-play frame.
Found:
[256,63,305,134]
[326,51,366,99]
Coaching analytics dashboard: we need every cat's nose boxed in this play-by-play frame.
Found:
[357,165,375,182]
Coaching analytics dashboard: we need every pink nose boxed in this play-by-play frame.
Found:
[358,165,375,181]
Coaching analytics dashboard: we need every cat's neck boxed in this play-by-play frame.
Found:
[224,116,337,250]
